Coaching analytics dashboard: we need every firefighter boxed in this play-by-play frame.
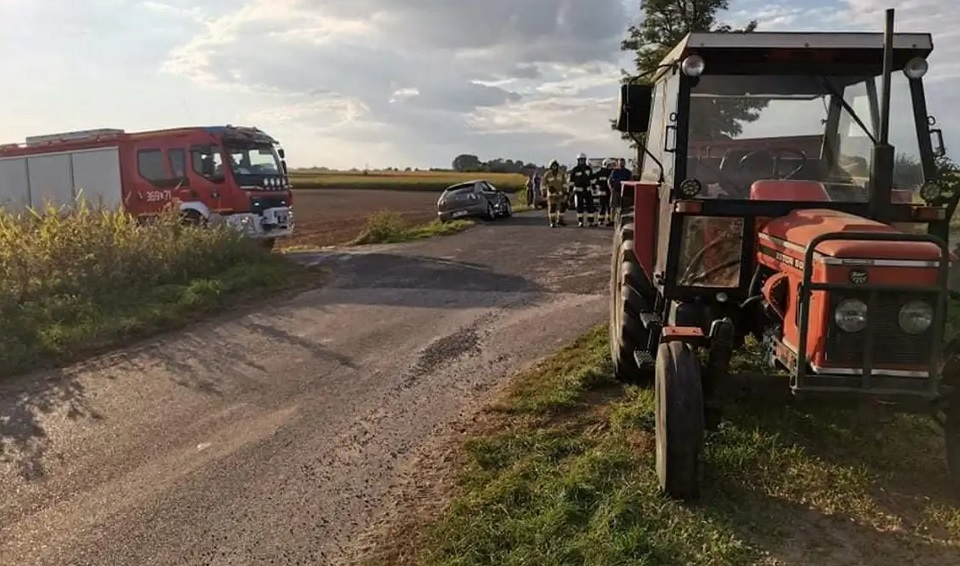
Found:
[568,152,596,227]
[542,159,568,227]
[594,158,614,226]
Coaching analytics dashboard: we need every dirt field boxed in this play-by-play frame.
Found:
[283,189,441,249]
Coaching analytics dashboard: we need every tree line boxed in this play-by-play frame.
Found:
[451,154,541,173]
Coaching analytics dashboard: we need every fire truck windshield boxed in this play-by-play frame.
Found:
[685,71,925,202]
[225,143,282,177]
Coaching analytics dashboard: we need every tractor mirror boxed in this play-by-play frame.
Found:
[616,83,652,134]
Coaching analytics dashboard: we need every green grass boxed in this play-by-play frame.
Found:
[350,210,474,245]
[0,202,317,378]
[396,326,960,566]
[290,169,527,192]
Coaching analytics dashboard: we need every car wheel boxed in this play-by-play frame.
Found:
[486,203,496,220]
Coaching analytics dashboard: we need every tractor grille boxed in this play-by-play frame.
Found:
[824,292,934,367]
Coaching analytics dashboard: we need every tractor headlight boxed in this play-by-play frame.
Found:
[834,298,868,332]
[899,300,933,334]
[681,55,705,77]
[679,178,702,198]
[903,57,928,79]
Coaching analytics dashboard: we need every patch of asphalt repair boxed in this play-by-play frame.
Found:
[0,213,610,565]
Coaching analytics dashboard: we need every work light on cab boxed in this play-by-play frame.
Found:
[920,179,943,203]
[899,301,933,334]
[681,55,705,76]
[679,178,702,198]
[904,56,928,79]
[834,299,868,332]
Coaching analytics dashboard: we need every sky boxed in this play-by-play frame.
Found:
[0,0,956,169]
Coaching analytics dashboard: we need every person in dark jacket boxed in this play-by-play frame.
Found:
[593,158,614,226]
[607,158,633,217]
[568,152,596,227]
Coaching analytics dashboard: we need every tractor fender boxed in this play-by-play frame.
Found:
[625,182,659,281]
[660,326,706,347]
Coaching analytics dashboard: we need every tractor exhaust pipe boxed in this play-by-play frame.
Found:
[869,8,896,220]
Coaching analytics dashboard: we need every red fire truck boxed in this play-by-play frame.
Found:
[0,125,294,248]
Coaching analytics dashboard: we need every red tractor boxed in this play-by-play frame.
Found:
[611,9,958,499]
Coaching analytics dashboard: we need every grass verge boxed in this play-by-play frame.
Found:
[384,326,960,566]
[0,204,318,378]
[351,210,474,245]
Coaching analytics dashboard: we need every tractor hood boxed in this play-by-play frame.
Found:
[760,209,943,261]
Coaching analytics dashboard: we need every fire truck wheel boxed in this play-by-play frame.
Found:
[180,210,205,226]
[655,340,705,500]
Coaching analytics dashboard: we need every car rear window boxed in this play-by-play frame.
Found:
[445,184,474,194]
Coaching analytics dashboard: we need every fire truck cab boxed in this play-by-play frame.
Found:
[0,125,294,246]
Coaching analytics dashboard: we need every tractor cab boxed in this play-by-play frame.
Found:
[618,29,949,294]
[610,12,960,502]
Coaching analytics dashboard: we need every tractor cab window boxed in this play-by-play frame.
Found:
[685,72,926,202]
[677,216,744,287]
[838,73,924,200]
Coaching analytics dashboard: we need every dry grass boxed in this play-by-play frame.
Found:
[0,201,313,378]
[289,170,527,192]
[350,210,474,245]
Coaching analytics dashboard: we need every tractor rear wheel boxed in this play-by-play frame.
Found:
[946,392,960,497]
[655,340,705,500]
[609,207,653,384]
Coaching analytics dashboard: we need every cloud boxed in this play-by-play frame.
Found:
[162,0,632,167]
[0,1,955,169]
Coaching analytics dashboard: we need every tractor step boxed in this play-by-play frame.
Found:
[639,312,661,328]
[634,350,655,367]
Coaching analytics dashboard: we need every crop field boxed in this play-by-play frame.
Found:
[289,169,528,192]
[0,204,312,379]
[284,189,449,249]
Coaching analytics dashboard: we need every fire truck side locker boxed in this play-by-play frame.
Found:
[0,147,123,212]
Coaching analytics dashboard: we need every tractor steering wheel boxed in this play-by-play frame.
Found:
[738,148,808,180]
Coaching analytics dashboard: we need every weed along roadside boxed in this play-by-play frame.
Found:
[350,210,474,245]
[0,204,318,379]
[363,326,960,566]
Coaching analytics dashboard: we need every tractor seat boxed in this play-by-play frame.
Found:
[749,180,830,202]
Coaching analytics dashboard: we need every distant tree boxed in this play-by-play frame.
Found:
[615,0,765,148]
[893,153,924,189]
[452,154,483,172]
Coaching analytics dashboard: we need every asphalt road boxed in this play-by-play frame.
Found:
[0,212,612,566]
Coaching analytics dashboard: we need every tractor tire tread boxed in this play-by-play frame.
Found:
[655,341,705,500]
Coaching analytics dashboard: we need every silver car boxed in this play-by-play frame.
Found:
[436,180,514,222]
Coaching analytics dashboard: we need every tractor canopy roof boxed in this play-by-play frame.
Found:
[656,32,933,79]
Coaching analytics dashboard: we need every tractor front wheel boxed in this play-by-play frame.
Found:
[655,340,705,500]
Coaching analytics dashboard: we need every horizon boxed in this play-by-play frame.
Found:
[0,0,956,169]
